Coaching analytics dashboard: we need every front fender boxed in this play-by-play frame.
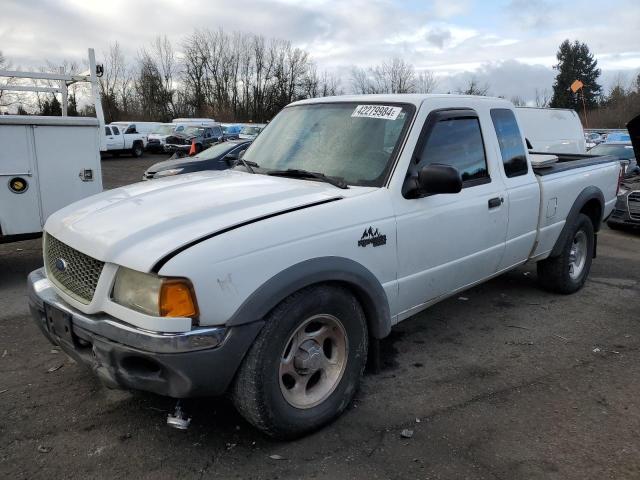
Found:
[226,256,392,339]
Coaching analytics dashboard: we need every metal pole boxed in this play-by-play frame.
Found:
[581,88,589,130]
[59,67,68,116]
[88,48,106,151]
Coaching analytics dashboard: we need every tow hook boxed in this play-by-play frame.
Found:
[167,400,191,430]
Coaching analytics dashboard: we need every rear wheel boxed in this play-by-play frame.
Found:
[231,285,368,439]
[537,213,594,294]
[131,142,144,157]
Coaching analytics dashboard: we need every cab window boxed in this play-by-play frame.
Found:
[490,109,528,178]
[417,115,489,185]
[105,127,112,135]
[112,126,120,135]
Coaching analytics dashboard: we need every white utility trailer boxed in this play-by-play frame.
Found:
[0,48,106,243]
[0,116,102,242]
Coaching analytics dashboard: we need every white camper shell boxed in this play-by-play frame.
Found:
[515,107,586,154]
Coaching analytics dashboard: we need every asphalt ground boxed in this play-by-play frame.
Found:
[1,152,639,479]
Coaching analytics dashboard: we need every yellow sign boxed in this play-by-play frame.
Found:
[570,80,584,93]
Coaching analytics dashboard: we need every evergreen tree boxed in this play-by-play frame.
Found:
[550,40,602,110]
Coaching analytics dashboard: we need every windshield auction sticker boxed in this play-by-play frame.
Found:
[351,105,402,120]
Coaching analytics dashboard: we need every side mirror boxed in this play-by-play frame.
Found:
[418,164,462,195]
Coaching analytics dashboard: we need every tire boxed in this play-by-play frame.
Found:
[131,142,143,158]
[537,213,595,294]
[231,284,368,439]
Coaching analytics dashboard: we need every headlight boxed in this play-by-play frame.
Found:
[154,168,184,178]
[112,267,198,318]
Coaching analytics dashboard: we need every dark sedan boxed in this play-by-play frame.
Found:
[143,140,252,180]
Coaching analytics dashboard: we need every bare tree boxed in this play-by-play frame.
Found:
[0,51,21,112]
[534,88,552,107]
[456,77,490,96]
[415,71,437,94]
[510,96,526,106]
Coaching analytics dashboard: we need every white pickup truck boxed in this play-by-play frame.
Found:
[28,95,621,438]
[103,124,147,157]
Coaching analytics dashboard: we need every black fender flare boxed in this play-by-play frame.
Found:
[549,186,604,257]
[225,256,393,339]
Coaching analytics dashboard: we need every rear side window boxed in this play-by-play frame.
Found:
[418,117,489,184]
[491,109,528,178]
[112,126,120,135]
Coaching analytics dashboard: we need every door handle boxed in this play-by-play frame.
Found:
[488,197,504,209]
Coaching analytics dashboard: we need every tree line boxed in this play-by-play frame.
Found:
[1,33,639,128]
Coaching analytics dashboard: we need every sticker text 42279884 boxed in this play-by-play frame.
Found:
[351,105,402,121]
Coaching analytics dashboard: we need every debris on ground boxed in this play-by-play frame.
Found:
[400,429,414,439]
[553,334,569,341]
[415,418,421,423]
[269,454,286,460]
[226,443,237,451]
[0,389,8,395]
[593,347,601,353]
[37,445,52,453]
[507,325,530,330]
[47,364,63,373]
[457,296,469,301]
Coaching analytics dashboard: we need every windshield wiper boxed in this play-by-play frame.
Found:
[238,159,259,174]
[267,168,349,189]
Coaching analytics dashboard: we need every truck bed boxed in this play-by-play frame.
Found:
[531,152,620,176]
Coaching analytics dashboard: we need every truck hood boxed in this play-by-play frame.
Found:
[45,170,355,272]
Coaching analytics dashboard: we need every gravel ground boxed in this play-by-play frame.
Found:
[1,154,639,479]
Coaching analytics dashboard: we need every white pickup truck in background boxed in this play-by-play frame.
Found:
[28,94,621,438]
[103,124,147,157]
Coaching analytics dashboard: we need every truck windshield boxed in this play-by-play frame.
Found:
[153,125,175,135]
[185,127,204,135]
[242,103,413,187]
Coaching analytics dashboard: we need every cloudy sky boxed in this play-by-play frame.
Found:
[1,0,639,101]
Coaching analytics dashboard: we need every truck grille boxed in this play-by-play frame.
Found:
[44,234,104,304]
[627,192,640,220]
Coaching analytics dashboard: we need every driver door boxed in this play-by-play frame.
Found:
[393,109,508,317]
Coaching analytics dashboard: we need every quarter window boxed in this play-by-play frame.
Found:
[418,116,489,184]
[490,109,528,178]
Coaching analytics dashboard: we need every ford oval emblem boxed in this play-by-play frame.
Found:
[55,258,68,273]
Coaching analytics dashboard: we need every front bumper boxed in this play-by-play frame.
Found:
[607,196,640,228]
[27,268,263,398]
[164,144,191,153]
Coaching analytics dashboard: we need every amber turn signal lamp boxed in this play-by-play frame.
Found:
[159,280,198,318]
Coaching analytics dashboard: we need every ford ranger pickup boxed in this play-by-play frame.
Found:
[28,95,622,438]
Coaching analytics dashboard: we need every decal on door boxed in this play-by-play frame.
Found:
[358,227,387,247]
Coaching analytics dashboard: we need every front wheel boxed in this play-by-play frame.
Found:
[231,285,368,439]
[537,213,594,294]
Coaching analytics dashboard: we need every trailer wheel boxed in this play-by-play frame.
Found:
[231,284,368,439]
[537,213,594,294]
[131,142,144,158]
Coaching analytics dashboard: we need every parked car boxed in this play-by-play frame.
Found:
[588,141,637,176]
[585,132,604,149]
[172,118,217,127]
[146,123,176,153]
[605,132,631,143]
[222,123,243,140]
[103,124,146,157]
[238,123,266,139]
[143,140,252,180]
[28,95,621,439]
[164,125,224,153]
[515,107,586,153]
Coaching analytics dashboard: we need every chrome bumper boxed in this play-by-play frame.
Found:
[27,267,226,353]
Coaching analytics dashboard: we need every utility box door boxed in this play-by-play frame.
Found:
[0,124,42,236]
[34,124,103,220]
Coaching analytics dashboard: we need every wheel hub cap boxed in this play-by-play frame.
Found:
[279,314,349,409]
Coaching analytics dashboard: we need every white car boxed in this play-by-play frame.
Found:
[146,123,176,153]
[28,95,621,438]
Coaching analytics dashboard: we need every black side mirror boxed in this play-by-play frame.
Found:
[418,164,462,195]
